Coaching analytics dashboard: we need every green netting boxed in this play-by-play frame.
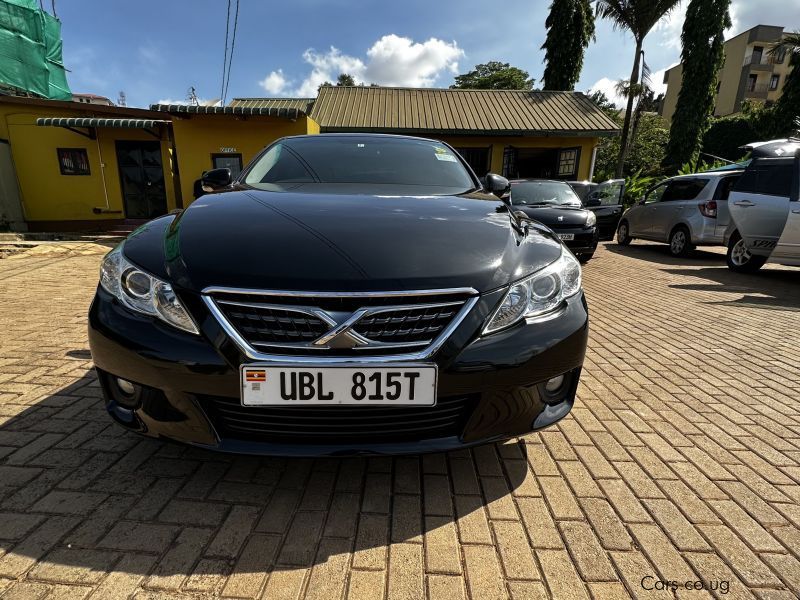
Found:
[0,0,71,99]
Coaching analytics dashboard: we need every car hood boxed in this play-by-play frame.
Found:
[123,189,564,294]
[513,205,590,227]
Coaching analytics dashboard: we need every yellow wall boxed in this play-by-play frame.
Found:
[1,104,177,223]
[170,114,313,205]
[437,135,599,181]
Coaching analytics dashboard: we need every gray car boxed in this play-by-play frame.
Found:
[616,171,742,257]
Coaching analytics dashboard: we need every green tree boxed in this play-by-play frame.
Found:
[769,32,800,136]
[451,62,535,90]
[594,112,669,181]
[664,0,731,170]
[596,0,682,177]
[336,73,356,86]
[541,0,595,90]
[587,89,620,116]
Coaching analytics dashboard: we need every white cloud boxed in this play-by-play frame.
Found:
[295,46,366,96]
[265,34,464,97]
[362,34,464,87]
[589,77,626,108]
[260,69,289,94]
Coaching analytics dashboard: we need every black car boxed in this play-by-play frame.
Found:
[510,179,599,262]
[568,179,625,241]
[88,134,588,456]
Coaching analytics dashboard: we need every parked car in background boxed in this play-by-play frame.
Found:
[510,179,599,262]
[727,139,800,272]
[571,179,625,241]
[616,171,742,257]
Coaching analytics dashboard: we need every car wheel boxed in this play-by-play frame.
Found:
[668,226,693,257]
[727,233,767,273]
[617,221,631,245]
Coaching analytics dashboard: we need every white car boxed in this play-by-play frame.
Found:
[727,139,800,272]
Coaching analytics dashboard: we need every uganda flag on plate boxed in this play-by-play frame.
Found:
[245,369,266,383]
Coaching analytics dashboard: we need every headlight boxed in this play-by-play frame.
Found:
[99,245,199,334]
[586,211,597,227]
[484,251,582,334]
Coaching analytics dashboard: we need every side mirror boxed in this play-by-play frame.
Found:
[637,197,646,206]
[201,168,232,192]
[485,173,511,201]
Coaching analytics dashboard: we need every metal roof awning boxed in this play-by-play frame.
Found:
[36,117,171,128]
[149,103,309,118]
[35,117,171,139]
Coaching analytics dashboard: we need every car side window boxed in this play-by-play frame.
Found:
[644,183,667,204]
[734,159,794,198]
[714,176,740,201]
[662,179,708,202]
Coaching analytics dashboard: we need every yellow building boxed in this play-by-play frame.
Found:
[0,96,319,230]
[660,25,794,124]
[0,88,618,231]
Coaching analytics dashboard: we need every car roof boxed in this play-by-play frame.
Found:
[280,132,447,145]
[664,170,743,181]
[743,139,800,159]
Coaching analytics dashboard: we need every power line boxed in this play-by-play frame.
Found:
[220,0,231,103]
[222,0,239,105]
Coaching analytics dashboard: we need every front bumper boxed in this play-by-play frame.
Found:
[88,286,589,456]
[555,226,599,256]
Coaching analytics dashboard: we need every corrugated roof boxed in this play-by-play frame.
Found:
[229,97,313,113]
[310,87,620,136]
[149,99,310,118]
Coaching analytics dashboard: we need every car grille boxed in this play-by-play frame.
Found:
[351,303,462,344]
[207,289,475,356]
[215,303,330,345]
[197,394,478,443]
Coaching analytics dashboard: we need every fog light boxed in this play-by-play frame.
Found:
[116,377,136,395]
[545,375,565,393]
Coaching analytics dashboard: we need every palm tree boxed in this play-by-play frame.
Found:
[768,32,800,136]
[596,0,682,177]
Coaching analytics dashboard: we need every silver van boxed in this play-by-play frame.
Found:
[616,171,742,257]
[727,140,800,272]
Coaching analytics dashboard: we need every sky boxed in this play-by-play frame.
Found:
[56,0,797,109]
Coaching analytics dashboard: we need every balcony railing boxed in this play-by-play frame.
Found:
[745,83,770,99]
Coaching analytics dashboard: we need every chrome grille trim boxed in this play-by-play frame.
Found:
[202,286,479,364]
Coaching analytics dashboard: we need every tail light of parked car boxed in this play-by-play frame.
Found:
[698,200,717,218]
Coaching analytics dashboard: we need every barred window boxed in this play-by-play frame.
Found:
[57,148,90,175]
[557,148,579,177]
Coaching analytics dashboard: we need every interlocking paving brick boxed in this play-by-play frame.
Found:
[387,543,423,600]
[1,243,799,599]
[463,545,507,600]
[559,521,616,582]
[97,521,179,553]
[205,504,260,558]
[220,534,280,598]
[144,527,214,591]
[493,520,540,581]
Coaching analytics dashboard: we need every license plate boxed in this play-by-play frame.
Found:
[241,364,437,406]
[558,233,575,241]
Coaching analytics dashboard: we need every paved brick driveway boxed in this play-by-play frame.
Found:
[0,240,798,600]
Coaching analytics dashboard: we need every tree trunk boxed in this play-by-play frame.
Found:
[615,39,643,178]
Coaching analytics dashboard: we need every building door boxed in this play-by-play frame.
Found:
[115,141,168,219]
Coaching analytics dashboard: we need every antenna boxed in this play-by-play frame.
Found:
[187,86,199,106]
[117,91,126,107]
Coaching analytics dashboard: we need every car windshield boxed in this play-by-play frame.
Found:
[510,181,582,206]
[243,136,476,193]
